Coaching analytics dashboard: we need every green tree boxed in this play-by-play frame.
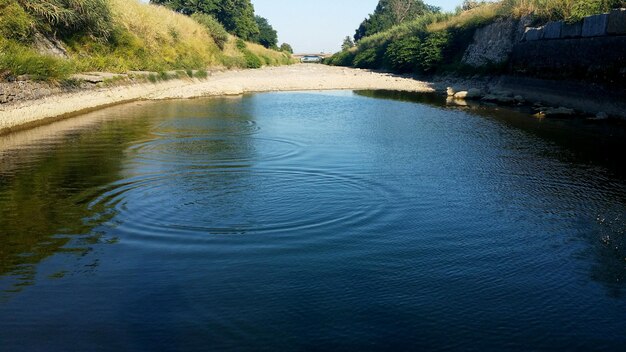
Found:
[354,0,438,41]
[280,43,293,54]
[253,16,278,49]
[341,36,355,51]
[150,0,259,40]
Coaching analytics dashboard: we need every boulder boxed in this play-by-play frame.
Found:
[524,27,542,41]
[582,14,609,37]
[607,8,626,35]
[561,21,583,38]
[446,87,456,96]
[542,107,576,117]
[543,21,563,39]
[596,112,609,120]
[454,91,469,99]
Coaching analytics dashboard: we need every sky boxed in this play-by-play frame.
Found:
[252,0,462,53]
[140,0,463,54]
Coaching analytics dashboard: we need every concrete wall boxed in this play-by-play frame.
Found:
[510,36,626,89]
[523,9,626,41]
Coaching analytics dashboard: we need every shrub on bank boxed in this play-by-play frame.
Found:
[327,0,626,75]
[0,0,293,80]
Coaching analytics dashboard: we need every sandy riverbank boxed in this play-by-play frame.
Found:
[0,65,435,134]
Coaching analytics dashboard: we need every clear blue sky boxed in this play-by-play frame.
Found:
[253,0,461,53]
[140,0,463,54]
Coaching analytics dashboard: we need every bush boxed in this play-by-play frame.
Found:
[0,0,33,41]
[17,0,114,40]
[242,49,262,68]
[191,13,229,49]
[384,37,422,72]
[0,40,73,79]
[326,50,357,66]
[236,38,247,50]
[415,31,449,73]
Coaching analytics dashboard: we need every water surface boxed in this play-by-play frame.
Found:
[1,91,625,351]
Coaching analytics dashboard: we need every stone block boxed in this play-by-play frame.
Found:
[607,8,626,35]
[524,27,541,41]
[543,21,562,39]
[582,14,609,37]
[561,21,583,38]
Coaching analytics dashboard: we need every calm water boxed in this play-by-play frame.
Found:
[1,91,625,351]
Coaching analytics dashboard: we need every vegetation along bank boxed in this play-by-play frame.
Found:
[327,0,626,118]
[0,0,293,81]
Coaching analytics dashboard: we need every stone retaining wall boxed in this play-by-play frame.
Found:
[522,9,626,41]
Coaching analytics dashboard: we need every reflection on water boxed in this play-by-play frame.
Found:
[0,91,625,350]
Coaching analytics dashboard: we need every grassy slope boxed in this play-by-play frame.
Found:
[0,0,292,80]
[327,0,626,74]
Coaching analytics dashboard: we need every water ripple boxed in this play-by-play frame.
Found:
[88,167,400,244]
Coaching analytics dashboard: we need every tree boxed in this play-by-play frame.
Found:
[150,0,259,40]
[280,43,293,54]
[253,16,278,49]
[354,0,438,41]
[341,36,355,51]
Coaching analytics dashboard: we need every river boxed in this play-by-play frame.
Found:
[1,90,625,350]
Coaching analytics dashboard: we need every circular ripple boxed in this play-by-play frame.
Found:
[128,136,304,167]
[89,168,400,243]
[152,118,260,137]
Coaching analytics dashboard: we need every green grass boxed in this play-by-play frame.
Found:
[0,0,293,80]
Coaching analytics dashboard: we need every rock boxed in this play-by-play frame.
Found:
[542,107,576,117]
[454,91,469,99]
[446,87,456,96]
[561,21,583,38]
[596,112,609,120]
[462,18,518,67]
[582,14,609,37]
[543,21,563,39]
[514,95,525,103]
[524,27,542,41]
[607,8,626,35]
[70,74,104,83]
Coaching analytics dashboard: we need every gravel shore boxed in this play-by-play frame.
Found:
[0,65,434,134]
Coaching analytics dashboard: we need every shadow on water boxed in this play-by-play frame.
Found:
[355,90,626,177]
[0,108,153,294]
[356,89,626,296]
[0,97,261,295]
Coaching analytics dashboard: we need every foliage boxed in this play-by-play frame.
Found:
[332,0,626,75]
[325,49,356,66]
[252,16,278,49]
[0,0,32,41]
[500,0,626,22]
[0,0,292,79]
[0,40,73,79]
[150,0,260,40]
[341,36,355,51]
[16,0,114,39]
[354,0,439,41]
[383,36,421,72]
[191,13,228,49]
[279,43,293,54]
